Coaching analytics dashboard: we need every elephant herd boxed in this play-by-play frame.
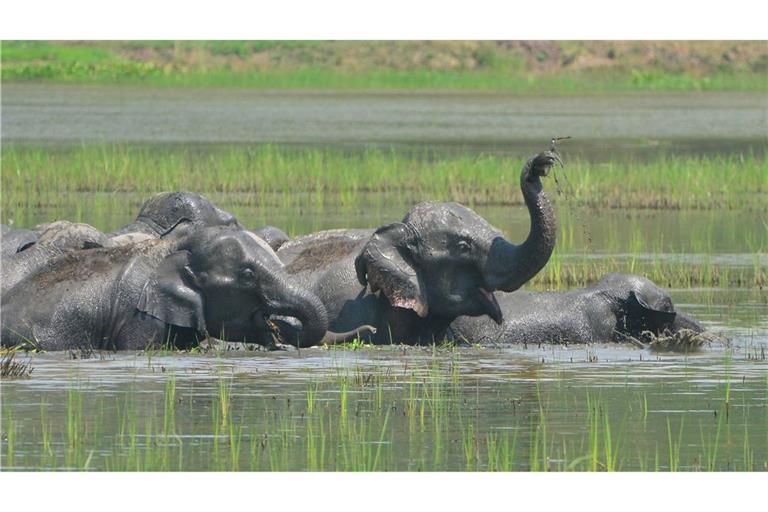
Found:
[0,150,704,352]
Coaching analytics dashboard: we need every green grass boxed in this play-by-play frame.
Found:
[2,349,765,471]
[2,145,765,289]
[4,64,763,92]
[3,144,765,210]
[2,41,766,92]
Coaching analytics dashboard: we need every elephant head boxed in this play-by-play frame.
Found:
[110,191,241,239]
[137,226,328,347]
[1,225,39,258]
[252,225,290,251]
[596,273,705,338]
[1,221,112,295]
[354,151,558,325]
[33,221,111,252]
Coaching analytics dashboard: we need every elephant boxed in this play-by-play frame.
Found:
[108,191,241,240]
[1,224,39,258]
[1,221,111,295]
[252,225,290,251]
[1,226,342,351]
[274,151,559,345]
[450,273,705,346]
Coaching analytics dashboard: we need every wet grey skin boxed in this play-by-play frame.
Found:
[450,273,705,346]
[1,224,39,258]
[0,226,332,351]
[275,151,558,345]
[1,221,111,296]
[252,225,290,251]
[108,191,241,240]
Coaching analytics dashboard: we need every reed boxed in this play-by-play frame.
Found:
[2,145,765,212]
[2,341,766,471]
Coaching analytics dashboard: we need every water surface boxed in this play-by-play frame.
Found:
[1,86,766,471]
[3,85,766,159]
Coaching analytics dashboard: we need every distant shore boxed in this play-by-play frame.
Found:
[2,41,766,92]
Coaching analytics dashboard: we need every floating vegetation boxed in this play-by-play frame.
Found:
[642,329,724,353]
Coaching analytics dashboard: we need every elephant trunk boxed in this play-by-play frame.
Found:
[263,273,329,348]
[321,325,378,345]
[484,154,557,292]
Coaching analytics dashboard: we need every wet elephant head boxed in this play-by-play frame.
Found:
[33,221,111,252]
[110,191,241,238]
[597,273,705,337]
[1,225,39,258]
[252,225,290,252]
[354,151,558,326]
[137,227,328,347]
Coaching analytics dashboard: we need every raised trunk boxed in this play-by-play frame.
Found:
[263,273,329,348]
[484,154,557,292]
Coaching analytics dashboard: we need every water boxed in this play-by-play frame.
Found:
[1,86,766,471]
[2,85,766,160]
[2,321,766,470]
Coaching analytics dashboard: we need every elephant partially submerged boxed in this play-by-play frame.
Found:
[1,221,111,295]
[252,225,290,251]
[276,151,559,345]
[1,226,347,351]
[108,191,290,252]
[450,273,705,345]
[1,224,39,258]
[109,191,241,240]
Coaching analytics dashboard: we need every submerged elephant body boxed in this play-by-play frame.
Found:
[1,227,331,351]
[276,152,559,345]
[450,273,705,345]
[1,221,111,295]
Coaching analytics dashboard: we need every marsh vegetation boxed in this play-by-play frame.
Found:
[2,342,766,471]
[1,82,765,471]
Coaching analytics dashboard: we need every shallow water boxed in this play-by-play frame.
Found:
[2,324,766,470]
[1,283,766,471]
[1,87,766,471]
[2,85,766,160]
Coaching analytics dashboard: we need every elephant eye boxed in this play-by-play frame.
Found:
[239,268,256,280]
[457,240,472,254]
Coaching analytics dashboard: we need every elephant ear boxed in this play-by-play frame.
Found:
[627,290,676,330]
[137,250,206,332]
[355,222,428,317]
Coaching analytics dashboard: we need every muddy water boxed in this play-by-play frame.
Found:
[2,198,766,470]
[1,86,766,470]
[1,309,766,470]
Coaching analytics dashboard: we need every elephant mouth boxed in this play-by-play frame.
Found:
[264,316,285,345]
[245,309,285,346]
[477,287,503,325]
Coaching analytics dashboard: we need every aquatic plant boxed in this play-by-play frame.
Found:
[0,351,34,379]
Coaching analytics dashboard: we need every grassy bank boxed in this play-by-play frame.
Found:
[3,145,766,210]
[3,41,766,92]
